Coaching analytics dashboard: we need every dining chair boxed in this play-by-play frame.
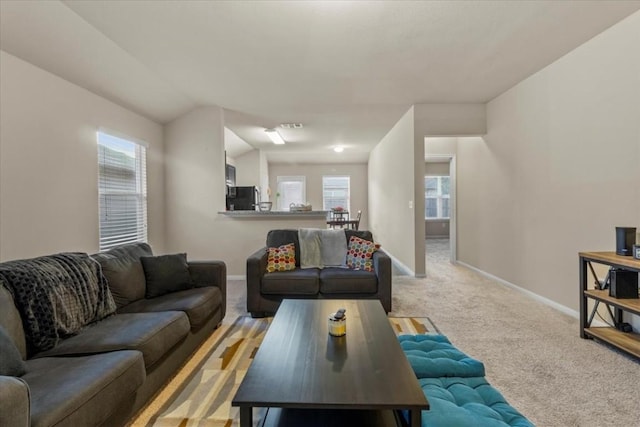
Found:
[350,210,362,230]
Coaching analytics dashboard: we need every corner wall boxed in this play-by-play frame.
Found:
[458,11,640,312]
[164,106,226,257]
[0,51,165,260]
[164,108,328,275]
[369,107,417,273]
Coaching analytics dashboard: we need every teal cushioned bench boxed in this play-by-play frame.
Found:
[399,335,534,427]
[399,334,486,378]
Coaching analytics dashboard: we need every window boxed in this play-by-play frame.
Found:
[322,176,350,211]
[98,131,147,251]
[276,176,306,211]
[425,176,450,219]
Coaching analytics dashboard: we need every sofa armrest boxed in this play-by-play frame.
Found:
[188,261,227,318]
[0,376,30,427]
[372,249,392,313]
[246,247,268,313]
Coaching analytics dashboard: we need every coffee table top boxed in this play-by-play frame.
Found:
[232,299,429,411]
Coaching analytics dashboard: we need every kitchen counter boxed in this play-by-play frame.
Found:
[219,210,329,218]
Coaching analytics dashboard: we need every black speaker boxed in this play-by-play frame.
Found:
[615,227,636,256]
[609,268,639,299]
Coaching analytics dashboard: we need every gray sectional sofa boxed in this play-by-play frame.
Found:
[247,229,391,317]
[0,243,226,427]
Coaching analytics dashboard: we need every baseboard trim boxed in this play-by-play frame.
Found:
[455,260,596,322]
[385,251,424,278]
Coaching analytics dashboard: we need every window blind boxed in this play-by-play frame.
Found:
[424,176,450,219]
[322,176,350,211]
[276,176,306,211]
[97,131,147,251]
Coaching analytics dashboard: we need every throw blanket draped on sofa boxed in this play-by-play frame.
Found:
[0,252,116,354]
[298,228,348,268]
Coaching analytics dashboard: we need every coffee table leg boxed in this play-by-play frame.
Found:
[409,409,421,427]
[239,406,252,427]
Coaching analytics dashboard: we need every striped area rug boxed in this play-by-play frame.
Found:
[130,315,439,427]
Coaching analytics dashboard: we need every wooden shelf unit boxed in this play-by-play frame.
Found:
[579,252,640,359]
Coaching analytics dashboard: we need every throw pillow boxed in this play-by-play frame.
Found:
[98,256,147,308]
[141,253,194,298]
[346,236,380,272]
[0,326,27,377]
[266,243,296,272]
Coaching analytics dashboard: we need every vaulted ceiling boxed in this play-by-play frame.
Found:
[1,1,638,162]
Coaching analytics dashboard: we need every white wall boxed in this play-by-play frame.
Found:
[164,106,226,258]
[0,51,165,260]
[414,104,486,137]
[234,150,260,187]
[458,11,640,312]
[268,163,369,229]
[425,137,458,157]
[369,107,417,273]
[425,162,450,176]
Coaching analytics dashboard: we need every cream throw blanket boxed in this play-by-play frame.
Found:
[298,229,348,268]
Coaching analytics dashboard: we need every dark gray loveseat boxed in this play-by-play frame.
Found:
[0,243,226,427]
[246,229,391,317]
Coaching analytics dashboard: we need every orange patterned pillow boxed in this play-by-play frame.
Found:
[266,243,296,272]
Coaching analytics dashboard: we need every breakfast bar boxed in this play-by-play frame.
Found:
[218,210,329,219]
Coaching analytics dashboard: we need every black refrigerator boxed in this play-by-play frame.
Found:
[226,186,257,211]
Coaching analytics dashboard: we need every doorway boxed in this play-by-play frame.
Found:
[425,156,456,263]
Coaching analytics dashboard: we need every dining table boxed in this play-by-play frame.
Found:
[327,210,357,229]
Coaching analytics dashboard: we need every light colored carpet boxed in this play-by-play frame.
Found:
[130,315,438,426]
[224,239,639,427]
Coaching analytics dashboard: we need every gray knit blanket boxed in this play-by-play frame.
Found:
[0,252,116,354]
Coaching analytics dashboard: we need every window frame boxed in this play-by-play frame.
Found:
[276,175,306,211]
[322,175,351,212]
[425,175,450,220]
[97,130,148,251]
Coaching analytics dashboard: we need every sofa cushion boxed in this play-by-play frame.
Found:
[319,268,378,294]
[0,326,27,376]
[117,287,222,329]
[92,242,153,308]
[399,334,486,378]
[261,269,320,295]
[141,253,194,298]
[34,312,190,368]
[24,350,145,427]
[267,230,301,267]
[266,243,297,273]
[415,376,534,427]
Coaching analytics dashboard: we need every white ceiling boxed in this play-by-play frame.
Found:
[1,1,638,163]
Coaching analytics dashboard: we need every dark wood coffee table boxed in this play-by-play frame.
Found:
[232,299,429,427]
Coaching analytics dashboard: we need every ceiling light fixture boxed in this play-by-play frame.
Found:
[333,146,344,153]
[265,128,285,145]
